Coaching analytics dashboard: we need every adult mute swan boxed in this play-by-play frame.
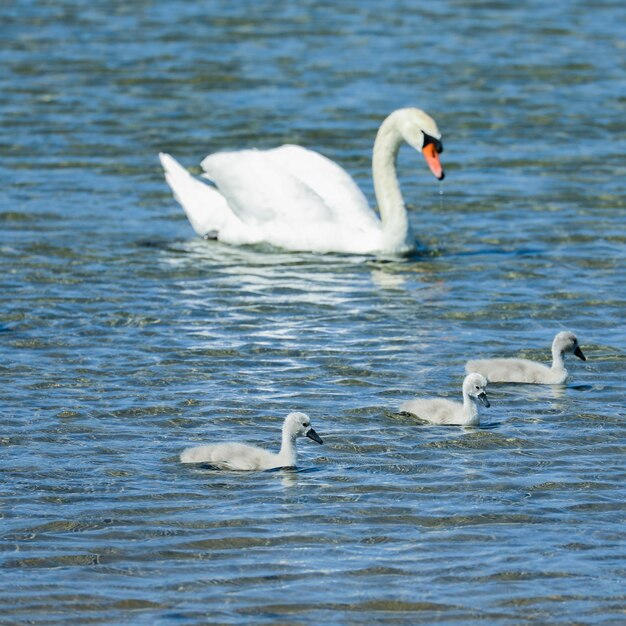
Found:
[159,108,444,255]
[399,373,490,426]
[465,331,586,385]
[180,412,323,470]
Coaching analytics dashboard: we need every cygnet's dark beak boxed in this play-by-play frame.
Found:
[574,346,586,361]
[477,392,490,407]
[305,428,323,444]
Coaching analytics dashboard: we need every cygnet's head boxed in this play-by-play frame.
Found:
[284,412,323,444]
[463,373,490,407]
[553,331,586,361]
[392,108,445,180]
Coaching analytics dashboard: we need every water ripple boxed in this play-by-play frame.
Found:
[2,0,625,624]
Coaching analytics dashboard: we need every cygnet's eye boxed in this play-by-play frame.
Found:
[302,422,308,427]
[475,385,480,390]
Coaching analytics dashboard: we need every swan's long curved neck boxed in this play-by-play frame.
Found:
[372,114,412,252]
[551,346,566,371]
[462,393,479,425]
[277,428,297,467]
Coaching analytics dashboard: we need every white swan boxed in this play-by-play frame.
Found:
[465,331,586,384]
[179,412,323,470]
[159,108,444,255]
[399,373,490,426]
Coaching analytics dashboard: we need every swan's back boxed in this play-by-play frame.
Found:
[180,442,278,470]
[201,149,333,225]
[465,357,563,384]
[400,397,464,425]
[266,145,379,227]
[200,146,381,229]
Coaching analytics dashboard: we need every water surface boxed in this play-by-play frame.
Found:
[1,1,625,624]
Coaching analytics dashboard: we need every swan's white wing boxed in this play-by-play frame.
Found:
[201,150,333,226]
[266,145,380,228]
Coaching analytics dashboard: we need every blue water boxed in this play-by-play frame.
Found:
[2,1,625,624]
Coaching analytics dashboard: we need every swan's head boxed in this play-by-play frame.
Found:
[553,331,586,361]
[463,373,490,407]
[393,108,445,181]
[284,412,323,444]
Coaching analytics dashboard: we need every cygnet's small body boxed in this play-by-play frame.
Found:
[400,373,490,426]
[180,412,323,470]
[465,331,586,384]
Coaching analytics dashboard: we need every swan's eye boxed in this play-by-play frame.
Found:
[423,133,443,154]
[475,385,480,390]
[302,422,308,427]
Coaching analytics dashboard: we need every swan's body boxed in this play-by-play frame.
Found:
[180,412,323,470]
[159,108,444,254]
[465,331,586,384]
[400,373,490,426]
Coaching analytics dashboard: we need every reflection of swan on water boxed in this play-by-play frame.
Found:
[159,108,444,255]
[370,268,407,290]
[279,469,299,489]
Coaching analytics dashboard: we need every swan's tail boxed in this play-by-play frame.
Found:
[159,152,231,237]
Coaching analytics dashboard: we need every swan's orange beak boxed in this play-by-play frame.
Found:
[422,143,445,180]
